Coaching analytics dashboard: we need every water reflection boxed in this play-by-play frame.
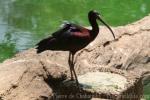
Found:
[0,0,150,61]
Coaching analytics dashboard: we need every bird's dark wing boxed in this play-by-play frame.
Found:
[36,23,90,53]
[36,23,89,47]
[68,23,90,38]
[54,23,90,38]
[52,22,72,38]
[36,36,56,53]
[36,36,54,46]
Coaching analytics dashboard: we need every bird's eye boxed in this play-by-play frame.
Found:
[93,10,100,16]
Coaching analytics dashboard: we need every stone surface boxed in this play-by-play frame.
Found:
[78,72,128,93]
[0,50,68,100]
[61,67,142,100]
[0,15,150,99]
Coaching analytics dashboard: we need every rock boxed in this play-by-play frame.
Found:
[0,15,150,99]
[0,50,68,100]
[75,15,150,85]
[61,67,142,100]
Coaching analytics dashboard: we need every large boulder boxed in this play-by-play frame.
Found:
[0,15,150,100]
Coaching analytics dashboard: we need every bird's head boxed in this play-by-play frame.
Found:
[88,10,101,19]
[88,10,115,39]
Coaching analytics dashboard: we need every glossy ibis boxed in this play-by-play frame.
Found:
[36,10,115,88]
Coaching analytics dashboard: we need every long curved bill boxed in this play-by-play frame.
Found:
[97,15,115,39]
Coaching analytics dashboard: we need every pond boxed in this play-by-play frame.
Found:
[0,0,150,99]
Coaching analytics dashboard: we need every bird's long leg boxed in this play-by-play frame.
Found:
[71,53,79,88]
[68,52,74,80]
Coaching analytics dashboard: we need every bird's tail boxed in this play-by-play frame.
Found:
[36,36,55,53]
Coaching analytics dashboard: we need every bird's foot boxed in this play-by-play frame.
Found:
[70,77,74,81]
[76,84,82,92]
[70,78,81,89]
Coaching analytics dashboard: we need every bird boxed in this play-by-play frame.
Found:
[36,10,115,88]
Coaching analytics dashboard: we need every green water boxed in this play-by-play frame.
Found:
[0,0,150,99]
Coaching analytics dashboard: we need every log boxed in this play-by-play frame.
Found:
[0,15,150,100]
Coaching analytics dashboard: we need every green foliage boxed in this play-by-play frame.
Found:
[0,42,16,62]
[0,0,150,61]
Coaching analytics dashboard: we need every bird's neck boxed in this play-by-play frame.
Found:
[89,17,99,39]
